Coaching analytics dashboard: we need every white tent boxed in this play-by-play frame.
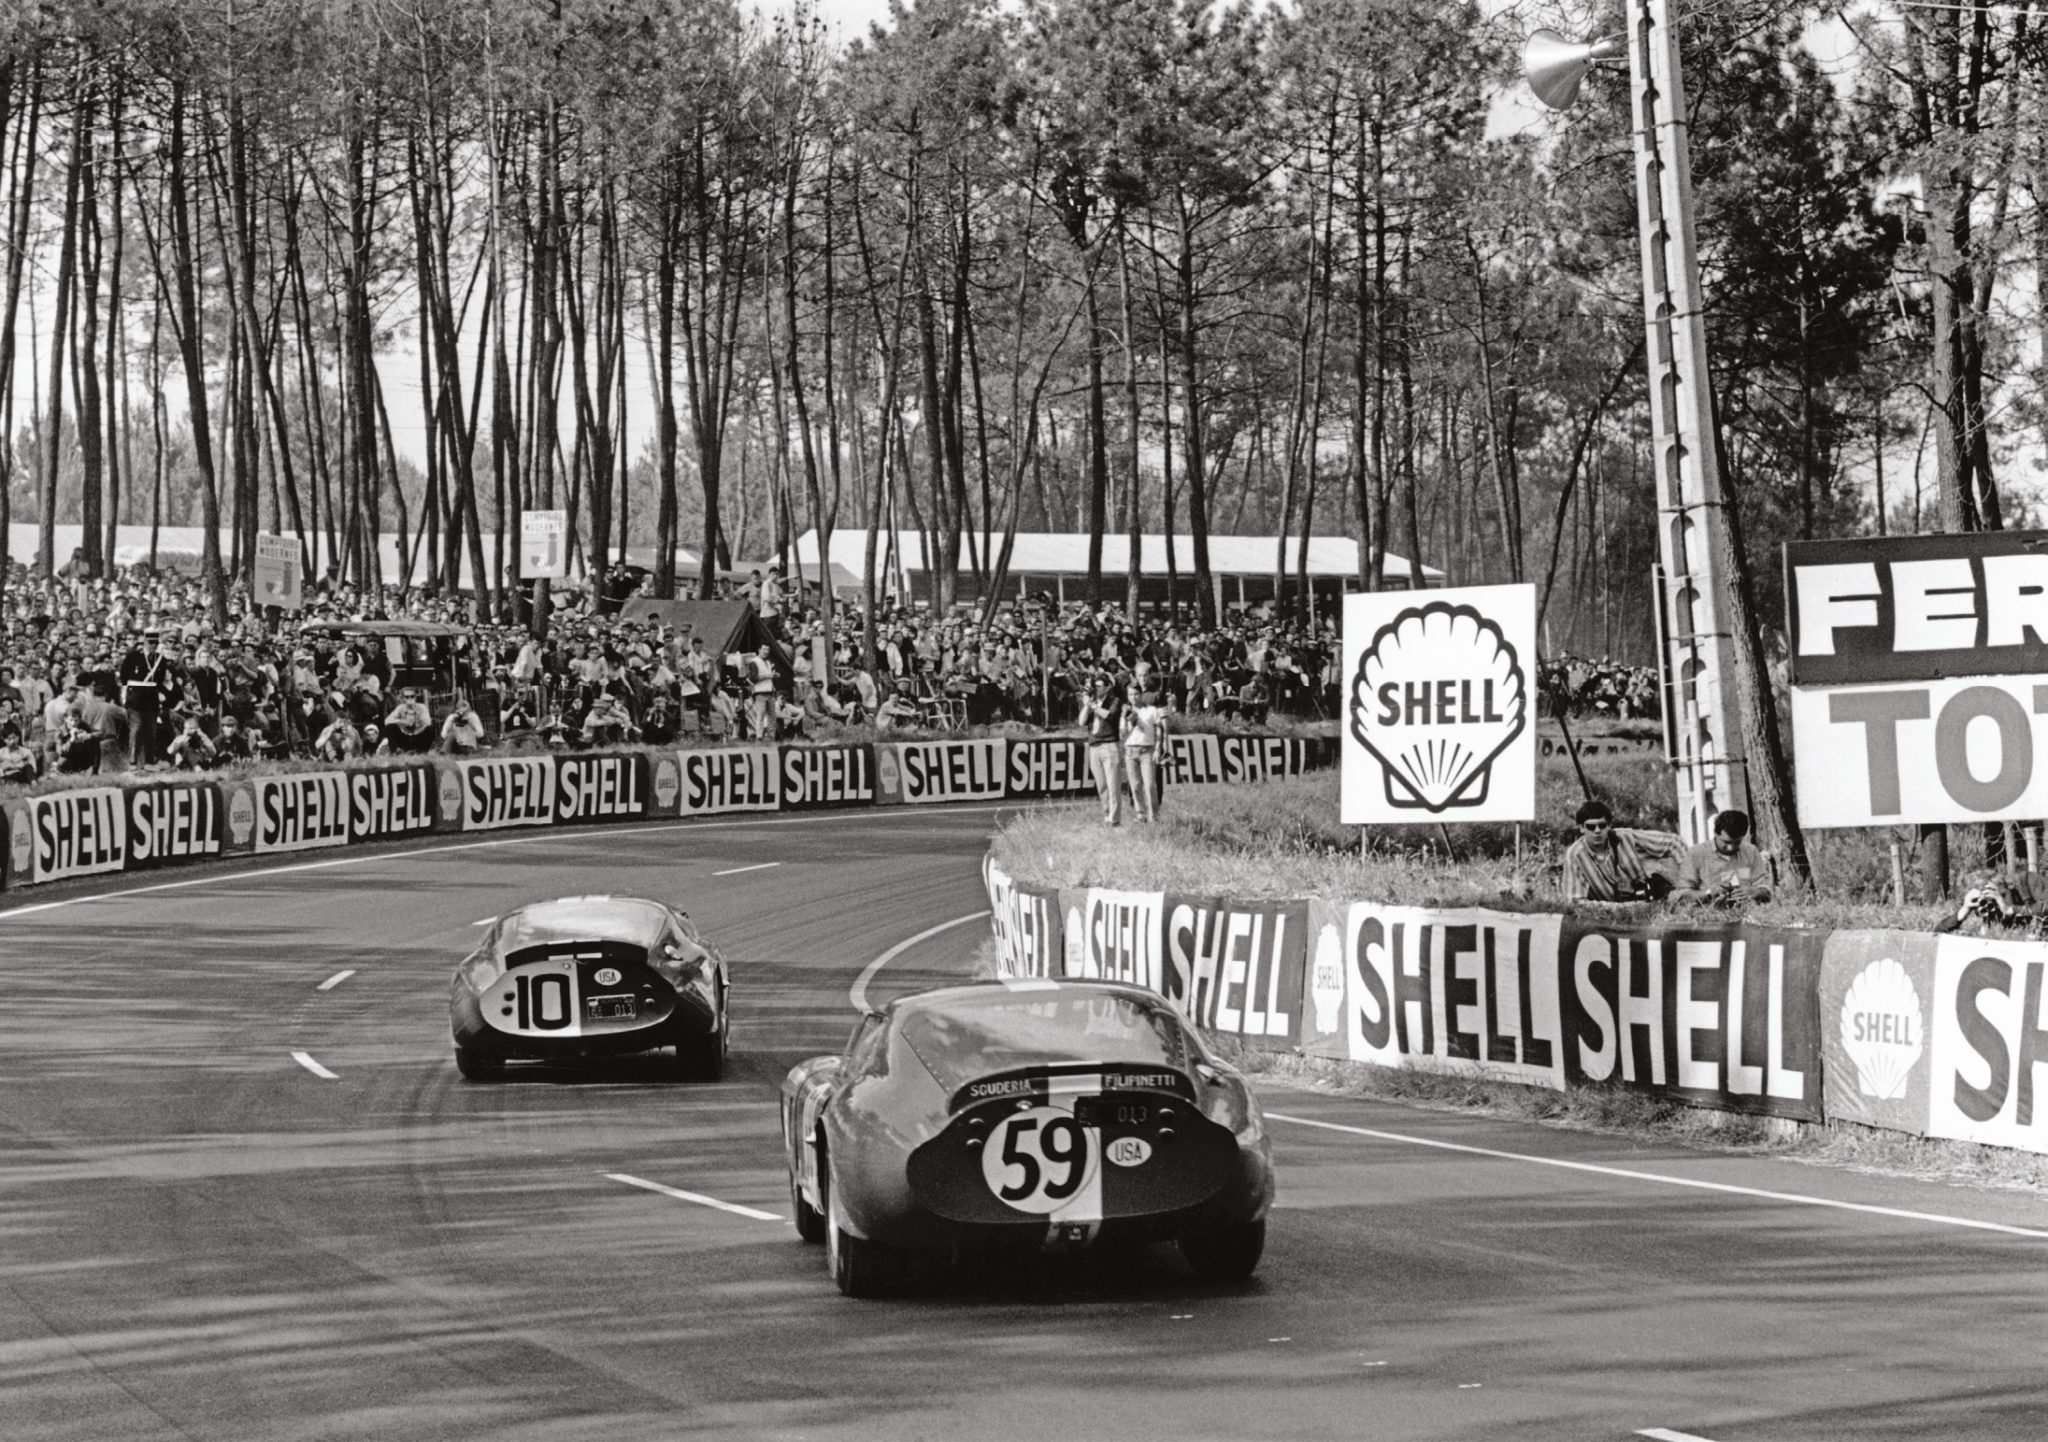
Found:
[793,528,1441,611]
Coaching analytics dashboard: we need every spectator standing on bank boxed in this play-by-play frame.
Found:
[1121,686,1168,823]
[118,628,172,765]
[759,561,786,638]
[1079,674,1125,825]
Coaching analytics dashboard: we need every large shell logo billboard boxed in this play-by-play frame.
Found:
[1341,585,1537,825]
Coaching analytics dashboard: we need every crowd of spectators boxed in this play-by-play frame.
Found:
[0,550,1345,786]
[1537,655,1660,720]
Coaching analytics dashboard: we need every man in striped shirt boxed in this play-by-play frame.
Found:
[1561,800,1681,902]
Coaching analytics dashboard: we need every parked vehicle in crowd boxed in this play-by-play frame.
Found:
[450,895,730,1081]
[781,977,1273,1297]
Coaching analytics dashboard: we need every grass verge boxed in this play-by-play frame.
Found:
[992,765,1956,929]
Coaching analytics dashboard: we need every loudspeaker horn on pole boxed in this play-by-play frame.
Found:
[1523,29,1620,112]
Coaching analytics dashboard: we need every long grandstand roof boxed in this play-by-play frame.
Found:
[793,529,1439,581]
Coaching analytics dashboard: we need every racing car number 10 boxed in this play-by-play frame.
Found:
[485,958,582,1037]
[980,1106,1101,1216]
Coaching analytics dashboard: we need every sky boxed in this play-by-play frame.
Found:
[754,0,902,42]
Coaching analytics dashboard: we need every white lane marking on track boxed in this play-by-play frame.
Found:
[316,970,355,992]
[605,1172,782,1222]
[292,1051,339,1080]
[0,803,1032,921]
[711,862,781,877]
[1638,1430,1719,1442]
[850,911,991,1012]
[471,916,497,927]
[1268,1112,2048,1240]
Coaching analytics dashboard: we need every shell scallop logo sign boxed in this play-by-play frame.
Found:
[227,785,256,846]
[1840,957,1924,1099]
[1310,921,1346,1035]
[1342,585,1536,825]
[7,803,28,877]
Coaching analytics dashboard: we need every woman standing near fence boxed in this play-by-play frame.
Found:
[1121,687,1168,824]
[1078,674,1125,825]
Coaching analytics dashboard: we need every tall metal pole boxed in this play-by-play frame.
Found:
[1626,0,1749,845]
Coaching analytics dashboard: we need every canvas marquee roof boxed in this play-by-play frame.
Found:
[793,529,1441,583]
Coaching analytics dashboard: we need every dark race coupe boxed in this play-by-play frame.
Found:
[781,978,1272,1296]
[450,895,729,1081]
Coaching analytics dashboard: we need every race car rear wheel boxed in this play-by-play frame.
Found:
[675,1017,727,1082]
[1179,1219,1265,1283]
[826,1171,907,1298]
[791,1169,826,1245]
[453,1045,504,1083]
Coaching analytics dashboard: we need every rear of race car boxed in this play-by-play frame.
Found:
[449,935,723,1077]
[799,981,1274,1294]
[899,1060,1272,1259]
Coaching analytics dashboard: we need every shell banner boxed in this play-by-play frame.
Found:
[1160,895,1309,1051]
[983,857,1063,980]
[1925,934,2048,1155]
[1819,930,1936,1138]
[1342,583,1536,824]
[1558,919,1826,1122]
[1335,901,1569,1090]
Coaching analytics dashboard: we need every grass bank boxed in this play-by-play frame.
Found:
[991,755,1953,931]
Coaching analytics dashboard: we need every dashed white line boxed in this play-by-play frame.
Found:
[850,910,992,1011]
[710,862,781,877]
[316,970,356,991]
[1639,1429,1720,1442]
[1267,1112,2048,1239]
[604,1172,782,1222]
[291,1051,339,1080]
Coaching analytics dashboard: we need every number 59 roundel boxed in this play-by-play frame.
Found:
[979,1104,1102,1218]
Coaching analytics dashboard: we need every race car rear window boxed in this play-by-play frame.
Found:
[498,898,667,951]
[896,990,1187,1092]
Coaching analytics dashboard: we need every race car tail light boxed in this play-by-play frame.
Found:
[1200,1078,1263,1146]
[461,951,505,992]
[651,942,710,988]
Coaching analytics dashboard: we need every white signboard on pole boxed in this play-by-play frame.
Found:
[520,510,567,579]
[253,534,303,611]
[1341,583,1536,825]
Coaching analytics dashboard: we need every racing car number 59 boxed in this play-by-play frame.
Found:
[980,1106,1100,1214]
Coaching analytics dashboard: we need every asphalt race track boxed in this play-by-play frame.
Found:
[3,806,2046,1442]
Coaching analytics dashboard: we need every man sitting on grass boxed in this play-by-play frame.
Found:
[1670,808,1773,907]
[1560,799,1682,902]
